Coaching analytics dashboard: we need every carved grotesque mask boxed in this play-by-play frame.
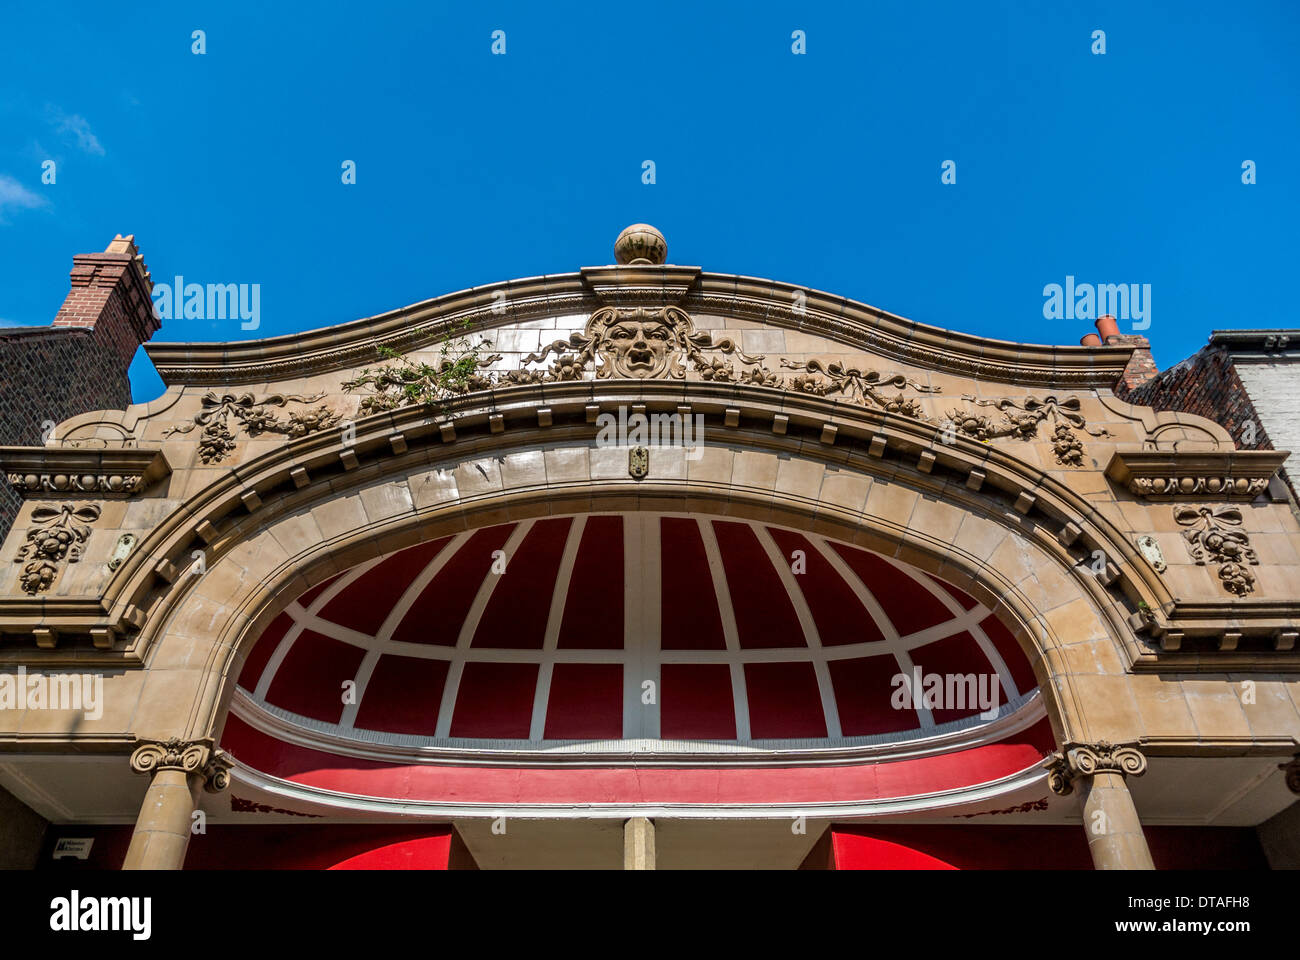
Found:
[597,309,679,379]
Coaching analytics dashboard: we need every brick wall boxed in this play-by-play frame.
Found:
[1108,334,1160,395]
[0,235,158,545]
[1123,343,1274,452]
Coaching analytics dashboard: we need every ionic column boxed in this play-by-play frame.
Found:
[122,738,232,870]
[1046,741,1154,870]
[624,817,656,870]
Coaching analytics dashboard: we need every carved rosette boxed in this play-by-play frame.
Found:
[13,503,100,594]
[129,737,233,793]
[1044,741,1148,796]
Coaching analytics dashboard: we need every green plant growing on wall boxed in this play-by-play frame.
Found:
[343,321,501,413]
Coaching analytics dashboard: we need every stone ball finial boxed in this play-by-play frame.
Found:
[614,223,667,265]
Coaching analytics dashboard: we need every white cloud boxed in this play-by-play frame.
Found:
[48,107,105,156]
[0,174,48,220]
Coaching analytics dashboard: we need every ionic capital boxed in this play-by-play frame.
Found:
[129,737,232,793]
[1045,740,1148,796]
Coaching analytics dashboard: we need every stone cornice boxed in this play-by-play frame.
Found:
[1207,328,1299,356]
[1105,448,1289,499]
[1133,600,1300,662]
[144,267,1136,390]
[0,447,171,498]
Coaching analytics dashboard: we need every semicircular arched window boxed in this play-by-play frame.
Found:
[234,514,1040,755]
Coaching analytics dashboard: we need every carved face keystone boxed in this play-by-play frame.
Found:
[600,313,676,379]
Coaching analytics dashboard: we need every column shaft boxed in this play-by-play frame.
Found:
[122,768,202,870]
[1078,769,1155,869]
[624,816,656,870]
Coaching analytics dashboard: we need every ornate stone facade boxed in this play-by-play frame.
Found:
[0,227,1297,870]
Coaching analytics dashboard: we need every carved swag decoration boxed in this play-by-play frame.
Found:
[1175,505,1259,596]
[940,395,1111,466]
[14,503,100,594]
[163,392,340,464]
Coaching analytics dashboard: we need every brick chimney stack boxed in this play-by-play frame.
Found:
[51,234,159,366]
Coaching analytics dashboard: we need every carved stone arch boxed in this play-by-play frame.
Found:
[125,416,1150,758]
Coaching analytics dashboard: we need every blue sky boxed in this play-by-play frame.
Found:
[1,1,1296,403]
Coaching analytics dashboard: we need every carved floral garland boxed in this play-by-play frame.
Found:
[163,393,340,464]
[341,306,1110,465]
[13,503,100,594]
[1175,505,1259,596]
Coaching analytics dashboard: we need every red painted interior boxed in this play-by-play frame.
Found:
[765,528,885,646]
[328,834,453,869]
[318,538,447,635]
[980,613,1039,695]
[474,517,571,650]
[743,661,827,739]
[389,526,514,646]
[659,516,727,650]
[35,821,1269,870]
[449,662,538,739]
[827,825,1270,870]
[659,662,737,740]
[830,543,955,637]
[828,655,921,735]
[918,630,999,724]
[237,515,1041,750]
[544,662,623,739]
[353,654,450,737]
[263,629,366,724]
[39,824,460,870]
[713,520,806,649]
[559,515,624,649]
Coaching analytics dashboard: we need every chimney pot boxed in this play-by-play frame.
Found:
[1095,314,1120,340]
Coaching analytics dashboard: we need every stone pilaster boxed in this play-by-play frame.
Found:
[122,737,231,870]
[1046,741,1154,870]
